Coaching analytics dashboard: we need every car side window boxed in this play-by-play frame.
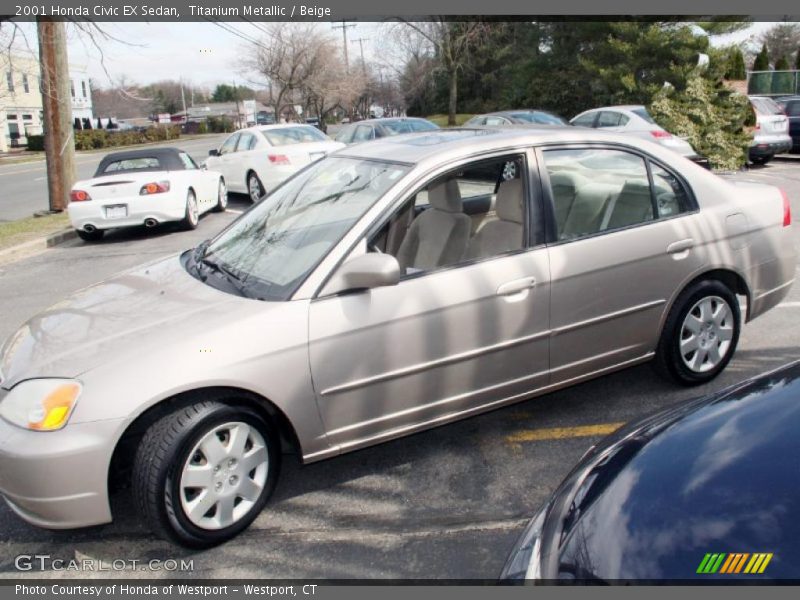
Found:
[178,152,198,170]
[786,101,800,117]
[596,112,622,128]
[542,148,655,240]
[618,114,630,126]
[237,133,257,151]
[368,154,528,276]
[335,125,355,143]
[352,125,374,142]
[485,116,508,126]
[650,163,691,217]
[571,113,597,128]
[219,134,239,155]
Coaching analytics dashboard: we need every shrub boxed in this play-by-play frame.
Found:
[650,72,752,171]
[72,125,181,151]
[26,135,45,151]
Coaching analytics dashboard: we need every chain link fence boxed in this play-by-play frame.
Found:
[747,70,800,96]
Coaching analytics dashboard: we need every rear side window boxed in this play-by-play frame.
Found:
[631,108,656,124]
[103,157,160,173]
[237,132,258,151]
[485,116,509,125]
[178,152,198,170]
[381,120,413,135]
[261,126,327,145]
[335,125,355,143]
[751,97,784,115]
[543,148,654,240]
[782,101,800,117]
[650,164,691,217]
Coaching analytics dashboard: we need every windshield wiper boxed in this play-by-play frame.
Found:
[198,256,251,297]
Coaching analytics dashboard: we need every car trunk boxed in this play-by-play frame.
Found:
[83,174,164,200]
[269,141,342,168]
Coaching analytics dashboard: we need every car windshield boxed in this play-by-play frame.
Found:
[510,111,565,125]
[261,126,328,145]
[631,108,656,124]
[751,97,784,115]
[198,157,409,301]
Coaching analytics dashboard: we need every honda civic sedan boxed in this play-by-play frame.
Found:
[0,127,794,548]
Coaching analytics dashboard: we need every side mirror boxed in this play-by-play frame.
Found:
[320,253,401,296]
[208,149,220,157]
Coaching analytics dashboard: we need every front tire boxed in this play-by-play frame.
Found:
[76,228,104,242]
[133,399,280,548]
[182,189,199,230]
[214,179,228,213]
[654,280,740,386]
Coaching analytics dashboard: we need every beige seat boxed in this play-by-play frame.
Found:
[561,183,616,238]
[466,178,525,259]
[549,171,587,234]
[601,179,654,230]
[396,179,471,271]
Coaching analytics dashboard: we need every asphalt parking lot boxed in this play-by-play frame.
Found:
[0,158,799,579]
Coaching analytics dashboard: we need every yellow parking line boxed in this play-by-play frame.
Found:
[505,422,625,444]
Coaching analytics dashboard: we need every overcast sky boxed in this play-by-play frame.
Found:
[9,21,780,92]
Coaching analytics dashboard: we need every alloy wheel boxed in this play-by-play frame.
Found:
[679,296,734,373]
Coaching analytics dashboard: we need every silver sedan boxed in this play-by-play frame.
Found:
[0,127,795,547]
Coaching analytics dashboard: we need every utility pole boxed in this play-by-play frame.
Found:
[37,18,76,213]
[351,37,369,77]
[332,21,356,71]
[180,80,187,120]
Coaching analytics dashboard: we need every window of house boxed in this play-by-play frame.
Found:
[81,80,87,98]
[70,81,75,98]
[6,72,14,92]
[22,74,29,93]
[22,114,32,121]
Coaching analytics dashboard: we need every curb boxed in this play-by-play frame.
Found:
[0,227,77,266]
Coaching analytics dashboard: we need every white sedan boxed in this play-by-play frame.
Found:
[570,105,702,161]
[205,124,345,203]
[68,147,227,242]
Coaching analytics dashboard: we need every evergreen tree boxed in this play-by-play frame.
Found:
[726,47,746,80]
[772,56,793,94]
[749,44,772,94]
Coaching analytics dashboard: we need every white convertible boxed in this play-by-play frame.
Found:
[205,124,345,203]
[68,147,227,242]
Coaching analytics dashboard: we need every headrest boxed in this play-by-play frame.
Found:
[549,170,586,191]
[496,178,524,224]
[428,179,462,213]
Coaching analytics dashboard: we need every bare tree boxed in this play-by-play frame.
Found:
[395,19,488,125]
[303,51,366,131]
[759,22,800,65]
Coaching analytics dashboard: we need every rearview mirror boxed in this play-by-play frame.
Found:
[208,149,220,157]
[320,253,401,296]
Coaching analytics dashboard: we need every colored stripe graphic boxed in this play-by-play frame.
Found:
[700,553,774,574]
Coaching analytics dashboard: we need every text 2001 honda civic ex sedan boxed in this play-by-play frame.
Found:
[0,128,795,547]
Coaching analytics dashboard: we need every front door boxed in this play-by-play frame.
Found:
[308,152,551,451]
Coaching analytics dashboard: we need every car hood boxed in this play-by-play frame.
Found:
[0,254,242,389]
[535,361,800,581]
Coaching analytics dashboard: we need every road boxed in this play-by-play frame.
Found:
[0,134,228,222]
[0,160,799,579]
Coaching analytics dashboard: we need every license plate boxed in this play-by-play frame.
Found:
[105,205,127,219]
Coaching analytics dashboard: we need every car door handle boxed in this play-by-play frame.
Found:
[667,239,694,255]
[497,277,536,296]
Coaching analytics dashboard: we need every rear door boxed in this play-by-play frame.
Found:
[212,132,241,192]
[539,145,708,382]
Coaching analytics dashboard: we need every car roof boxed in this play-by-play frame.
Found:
[336,126,661,167]
[95,147,185,176]
[350,117,432,126]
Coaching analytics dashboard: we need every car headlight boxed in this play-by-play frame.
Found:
[499,504,547,581]
[0,379,82,431]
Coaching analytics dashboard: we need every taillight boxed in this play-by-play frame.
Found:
[268,154,290,165]
[140,181,170,195]
[70,190,91,202]
[781,189,791,227]
[650,130,673,139]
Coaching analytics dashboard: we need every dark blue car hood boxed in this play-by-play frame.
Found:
[541,361,800,581]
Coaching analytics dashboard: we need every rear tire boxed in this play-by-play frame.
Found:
[654,279,740,386]
[750,155,771,165]
[182,189,199,230]
[76,228,104,242]
[247,172,265,203]
[133,398,280,548]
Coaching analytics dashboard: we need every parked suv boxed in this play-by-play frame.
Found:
[748,96,792,164]
[774,95,800,153]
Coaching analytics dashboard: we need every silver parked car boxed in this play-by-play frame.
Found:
[748,96,793,165]
[0,128,794,547]
[571,105,701,161]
